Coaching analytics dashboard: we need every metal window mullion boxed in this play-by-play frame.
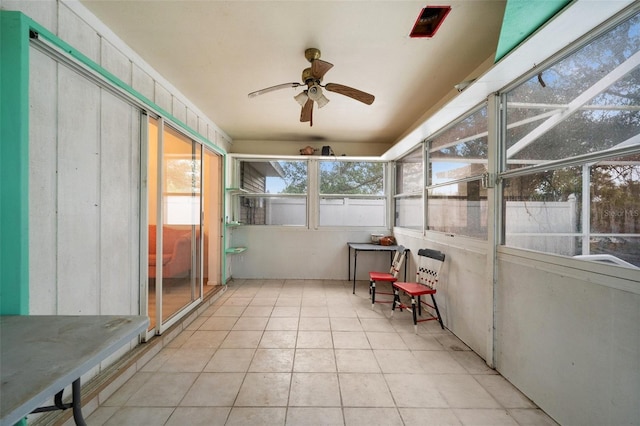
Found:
[581,164,591,255]
[499,144,640,181]
[423,141,428,234]
[486,93,502,369]
[498,94,508,244]
[426,174,484,191]
[309,159,318,230]
[318,194,385,199]
[386,162,393,229]
[242,193,307,198]
[393,191,423,199]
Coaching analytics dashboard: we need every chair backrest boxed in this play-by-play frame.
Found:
[388,246,407,278]
[416,248,446,289]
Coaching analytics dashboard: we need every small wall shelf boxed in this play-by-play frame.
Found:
[225,187,249,194]
[225,188,248,257]
[225,247,247,254]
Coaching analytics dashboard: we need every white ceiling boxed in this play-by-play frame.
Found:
[79,1,507,149]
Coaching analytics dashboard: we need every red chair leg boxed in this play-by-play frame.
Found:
[411,296,418,333]
[371,281,376,307]
[391,287,399,315]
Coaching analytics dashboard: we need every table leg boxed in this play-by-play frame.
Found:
[352,250,358,294]
[348,246,351,284]
[30,379,86,425]
[71,379,87,426]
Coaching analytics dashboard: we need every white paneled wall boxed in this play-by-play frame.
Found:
[56,66,102,314]
[29,59,140,315]
[100,94,141,315]
[496,250,640,425]
[391,228,492,361]
[28,48,58,315]
[229,227,396,281]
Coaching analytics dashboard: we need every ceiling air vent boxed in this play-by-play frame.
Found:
[410,6,451,38]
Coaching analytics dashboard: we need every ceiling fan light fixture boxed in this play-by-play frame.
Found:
[316,94,330,108]
[307,85,321,100]
[307,85,330,108]
[294,91,308,106]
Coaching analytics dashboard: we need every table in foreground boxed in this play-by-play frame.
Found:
[347,242,408,294]
[0,315,149,426]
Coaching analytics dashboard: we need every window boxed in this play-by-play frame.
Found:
[503,167,583,255]
[164,153,201,225]
[237,160,307,226]
[590,155,640,265]
[395,147,423,230]
[505,12,640,168]
[318,160,386,227]
[428,181,488,239]
[502,12,640,267]
[231,158,390,228]
[427,105,489,239]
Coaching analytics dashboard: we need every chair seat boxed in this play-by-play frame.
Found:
[369,271,397,282]
[393,281,436,296]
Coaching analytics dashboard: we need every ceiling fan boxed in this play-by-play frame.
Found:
[248,48,375,126]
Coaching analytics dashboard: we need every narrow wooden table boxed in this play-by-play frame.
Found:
[347,242,409,294]
[0,315,149,426]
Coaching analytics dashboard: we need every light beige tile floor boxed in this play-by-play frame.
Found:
[88,279,559,426]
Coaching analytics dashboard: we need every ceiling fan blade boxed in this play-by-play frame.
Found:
[324,83,375,105]
[248,82,301,98]
[300,98,313,126]
[311,59,334,80]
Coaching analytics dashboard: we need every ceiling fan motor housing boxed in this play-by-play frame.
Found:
[302,67,318,85]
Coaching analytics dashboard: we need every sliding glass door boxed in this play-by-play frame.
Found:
[147,117,222,334]
[202,147,223,290]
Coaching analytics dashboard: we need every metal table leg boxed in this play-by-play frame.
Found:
[30,378,86,426]
[71,378,86,426]
[352,249,358,294]
[348,246,351,285]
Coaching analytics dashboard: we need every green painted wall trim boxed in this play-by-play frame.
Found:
[0,11,30,315]
[495,0,571,62]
